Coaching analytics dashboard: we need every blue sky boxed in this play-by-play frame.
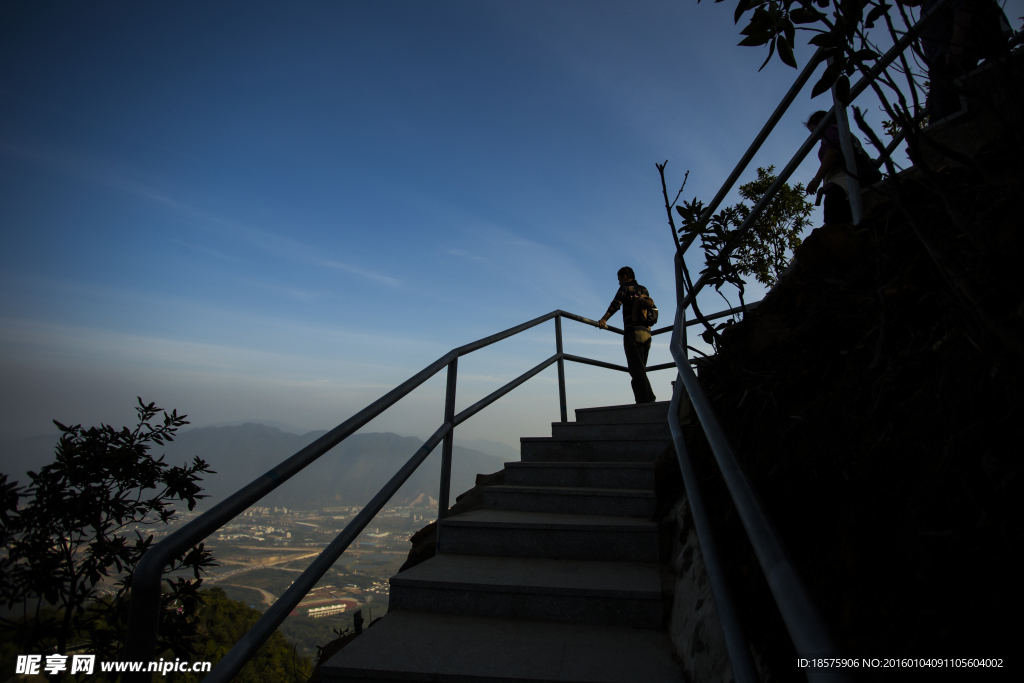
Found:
[2,1,1020,448]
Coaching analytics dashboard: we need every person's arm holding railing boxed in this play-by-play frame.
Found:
[597,298,620,330]
[806,147,843,197]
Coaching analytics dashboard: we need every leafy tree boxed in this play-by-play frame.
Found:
[704,0,1012,151]
[702,1,1024,367]
[165,588,312,683]
[669,166,811,346]
[669,165,811,292]
[0,399,216,663]
[730,165,813,286]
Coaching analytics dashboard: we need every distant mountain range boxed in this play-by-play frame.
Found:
[0,424,514,511]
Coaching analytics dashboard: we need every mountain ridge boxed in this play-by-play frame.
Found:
[0,423,509,511]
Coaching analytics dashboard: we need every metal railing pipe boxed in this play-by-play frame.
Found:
[693,47,826,231]
[438,359,458,524]
[555,315,568,422]
[557,311,625,335]
[122,304,742,680]
[685,301,761,328]
[453,353,560,426]
[678,107,836,313]
[846,0,949,105]
[831,61,864,223]
[651,301,762,336]
[122,350,463,669]
[678,0,949,313]
[562,353,629,373]
[668,334,847,681]
[453,311,558,356]
[667,341,759,682]
[123,310,572,668]
[198,421,454,683]
[562,353,695,372]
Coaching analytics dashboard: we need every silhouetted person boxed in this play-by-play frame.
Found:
[805,110,854,226]
[598,267,656,404]
[905,0,1011,120]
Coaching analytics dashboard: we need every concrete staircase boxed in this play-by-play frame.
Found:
[321,401,683,683]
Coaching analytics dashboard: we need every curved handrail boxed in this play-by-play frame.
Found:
[664,5,951,681]
[667,303,759,683]
[121,307,692,681]
[670,261,845,678]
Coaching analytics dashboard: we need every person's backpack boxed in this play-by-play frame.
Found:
[843,134,884,187]
[627,286,659,328]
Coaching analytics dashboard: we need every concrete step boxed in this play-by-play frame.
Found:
[320,611,685,682]
[438,509,660,562]
[575,401,671,425]
[520,437,670,463]
[483,484,656,518]
[550,421,671,441]
[388,554,668,628]
[504,461,656,489]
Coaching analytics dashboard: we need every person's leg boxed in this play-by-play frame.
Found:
[637,332,655,403]
[623,332,647,403]
[624,331,655,403]
[823,185,853,225]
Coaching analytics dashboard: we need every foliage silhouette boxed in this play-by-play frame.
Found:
[698,0,1024,368]
[0,399,216,664]
[670,166,811,347]
[161,588,312,683]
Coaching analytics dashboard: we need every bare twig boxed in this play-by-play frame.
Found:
[657,161,684,255]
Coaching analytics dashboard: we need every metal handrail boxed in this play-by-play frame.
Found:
[665,3,951,681]
[679,0,950,313]
[670,258,844,682]
[682,46,825,252]
[122,306,700,682]
[667,302,759,683]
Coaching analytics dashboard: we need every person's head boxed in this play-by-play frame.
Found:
[617,266,635,284]
[805,110,828,133]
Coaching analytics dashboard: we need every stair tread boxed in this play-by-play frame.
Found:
[321,611,684,683]
[521,434,671,442]
[551,422,671,431]
[577,401,671,414]
[391,554,663,597]
[441,508,657,530]
[486,484,655,497]
[505,461,655,469]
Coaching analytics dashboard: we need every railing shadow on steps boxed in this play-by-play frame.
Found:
[121,305,752,682]
[662,3,960,682]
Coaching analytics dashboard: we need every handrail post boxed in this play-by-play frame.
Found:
[436,358,458,544]
[830,59,863,224]
[555,314,568,422]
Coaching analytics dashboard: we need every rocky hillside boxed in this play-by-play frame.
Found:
[677,125,1023,678]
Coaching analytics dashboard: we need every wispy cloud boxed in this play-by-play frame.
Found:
[166,238,237,262]
[320,260,401,287]
[448,249,489,264]
[0,140,403,288]
[0,317,407,380]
